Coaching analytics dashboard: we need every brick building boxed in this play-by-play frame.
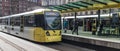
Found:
[0,0,11,16]
[0,0,41,16]
[41,0,79,6]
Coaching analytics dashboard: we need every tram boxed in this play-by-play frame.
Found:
[0,9,62,42]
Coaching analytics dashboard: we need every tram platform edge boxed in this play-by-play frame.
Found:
[62,33,120,50]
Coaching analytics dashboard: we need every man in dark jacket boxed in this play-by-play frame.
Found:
[72,20,79,35]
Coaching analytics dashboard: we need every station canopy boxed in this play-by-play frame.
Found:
[49,0,120,13]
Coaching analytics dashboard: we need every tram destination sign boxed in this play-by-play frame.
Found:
[45,11,59,16]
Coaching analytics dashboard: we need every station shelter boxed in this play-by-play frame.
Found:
[49,0,120,36]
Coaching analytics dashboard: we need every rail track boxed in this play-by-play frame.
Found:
[39,42,95,51]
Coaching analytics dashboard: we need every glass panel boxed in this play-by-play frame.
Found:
[14,17,20,26]
[62,18,94,35]
[24,15,35,27]
[97,13,120,35]
[45,12,61,30]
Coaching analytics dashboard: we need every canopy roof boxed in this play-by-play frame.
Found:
[49,0,120,13]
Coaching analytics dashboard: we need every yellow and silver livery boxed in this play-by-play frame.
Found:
[0,8,62,42]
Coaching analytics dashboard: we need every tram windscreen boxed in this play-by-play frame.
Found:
[45,12,61,30]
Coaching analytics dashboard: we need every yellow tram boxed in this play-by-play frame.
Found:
[0,9,62,42]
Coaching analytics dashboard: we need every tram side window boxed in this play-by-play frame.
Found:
[10,18,12,25]
[0,19,2,24]
[14,17,20,26]
[2,19,4,25]
[0,18,8,25]
[1,19,5,25]
[1,19,4,25]
[5,19,7,25]
[4,19,7,25]
[35,14,45,28]
[24,15,35,27]
[10,18,14,26]
[2,19,6,25]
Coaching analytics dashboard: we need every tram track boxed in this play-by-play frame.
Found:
[0,36,26,51]
[39,42,95,51]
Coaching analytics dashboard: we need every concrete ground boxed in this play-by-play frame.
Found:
[0,32,58,51]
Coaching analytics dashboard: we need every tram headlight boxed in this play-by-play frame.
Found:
[46,31,50,36]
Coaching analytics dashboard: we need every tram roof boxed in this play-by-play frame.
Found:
[49,0,120,13]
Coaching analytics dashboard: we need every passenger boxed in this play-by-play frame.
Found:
[63,19,68,33]
[72,19,79,35]
[98,21,104,35]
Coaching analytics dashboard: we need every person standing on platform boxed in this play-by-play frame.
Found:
[72,19,79,35]
[98,21,104,35]
[63,19,68,33]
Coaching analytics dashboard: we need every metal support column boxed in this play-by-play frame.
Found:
[98,10,100,25]
[75,12,77,22]
[97,9,101,35]
[109,8,112,35]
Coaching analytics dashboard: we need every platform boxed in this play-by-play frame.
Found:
[0,32,58,51]
[62,30,120,49]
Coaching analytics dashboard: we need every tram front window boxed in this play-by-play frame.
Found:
[45,12,61,30]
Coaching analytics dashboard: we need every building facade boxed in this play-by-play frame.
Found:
[41,0,80,6]
[0,0,41,17]
[0,0,11,16]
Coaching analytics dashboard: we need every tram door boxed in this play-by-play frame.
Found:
[83,18,92,31]
[20,16,24,32]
